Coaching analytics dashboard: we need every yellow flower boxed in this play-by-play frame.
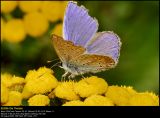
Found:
[1,18,5,41]
[3,19,26,43]
[54,81,80,100]
[22,85,34,99]
[1,1,18,13]
[25,69,37,82]
[25,73,58,94]
[9,76,25,92]
[121,85,137,95]
[37,66,54,75]
[144,92,159,106]
[3,91,22,106]
[25,67,54,82]
[74,76,108,98]
[84,95,114,106]
[23,12,49,37]
[19,1,42,13]
[1,73,13,87]
[74,80,97,98]
[63,100,85,106]
[28,94,50,106]
[128,93,159,106]
[41,1,67,22]
[105,85,131,106]
[1,74,25,92]
[11,76,25,85]
[10,85,24,93]
[1,84,9,104]
[52,24,63,37]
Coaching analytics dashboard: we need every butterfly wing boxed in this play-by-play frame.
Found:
[63,1,98,47]
[68,31,121,74]
[69,54,115,74]
[85,31,121,63]
[52,34,85,63]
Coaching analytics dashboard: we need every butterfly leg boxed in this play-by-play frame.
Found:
[81,74,85,79]
[75,69,85,79]
[77,71,85,79]
[61,71,70,81]
[68,74,76,79]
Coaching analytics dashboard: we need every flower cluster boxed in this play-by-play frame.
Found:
[1,75,23,106]
[1,67,159,106]
[1,1,66,43]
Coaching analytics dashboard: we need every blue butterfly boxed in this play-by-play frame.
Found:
[52,1,121,78]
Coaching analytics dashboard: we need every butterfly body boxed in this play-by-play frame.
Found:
[52,2,121,78]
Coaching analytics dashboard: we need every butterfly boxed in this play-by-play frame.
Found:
[52,1,121,79]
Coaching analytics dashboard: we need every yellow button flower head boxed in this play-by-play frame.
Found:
[52,24,63,37]
[3,91,22,106]
[25,67,53,82]
[41,1,67,22]
[1,73,25,92]
[58,1,68,20]
[54,81,80,100]
[37,66,54,75]
[1,73,13,87]
[28,94,50,106]
[63,100,85,106]
[19,1,42,13]
[3,19,26,43]
[1,18,5,41]
[74,76,108,98]
[84,95,114,106]
[128,93,159,106]
[105,85,131,106]
[24,12,49,37]
[9,76,25,92]
[25,69,37,82]
[24,67,57,96]
[25,73,58,94]
[11,76,25,84]
[74,80,97,98]
[121,85,137,95]
[144,92,159,106]
[1,84,9,104]
[1,1,18,13]
[22,85,34,99]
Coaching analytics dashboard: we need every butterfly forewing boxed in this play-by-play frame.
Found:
[52,34,85,63]
[63,1,98,47]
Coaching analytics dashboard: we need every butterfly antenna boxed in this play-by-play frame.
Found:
[47,58,60,63]
[50,61,62,69]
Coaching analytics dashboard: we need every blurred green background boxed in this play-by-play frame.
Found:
[1,1,159,94]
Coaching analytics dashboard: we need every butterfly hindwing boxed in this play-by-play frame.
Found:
[85,31,121,63]
[70,54,115,74]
